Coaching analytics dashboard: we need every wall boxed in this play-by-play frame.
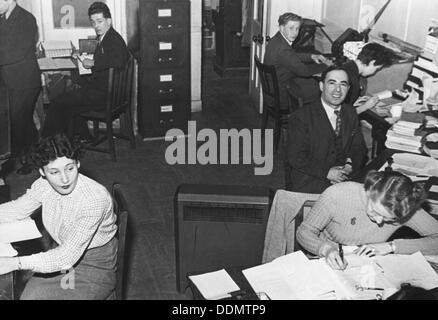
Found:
[319,0,438,94]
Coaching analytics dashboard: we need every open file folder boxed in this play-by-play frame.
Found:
[242,250,438,300]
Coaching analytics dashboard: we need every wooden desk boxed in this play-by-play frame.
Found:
[0,186,53,300]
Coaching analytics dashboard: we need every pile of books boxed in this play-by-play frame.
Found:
[385,113,426,153]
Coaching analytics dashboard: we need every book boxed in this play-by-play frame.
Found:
[0,219,42,244]
[0,243,17,257]
[400,112,426,124]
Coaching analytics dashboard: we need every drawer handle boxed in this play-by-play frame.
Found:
[159,89,174,94]
[158,57,174,63]
[157,24,174,30]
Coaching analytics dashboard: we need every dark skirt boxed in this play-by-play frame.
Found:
[20,237,117,300]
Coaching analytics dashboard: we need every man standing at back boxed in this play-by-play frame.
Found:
[264,12,330,109]
[42,1,129,139]
[0,0,42,175]
[286,65,366,194]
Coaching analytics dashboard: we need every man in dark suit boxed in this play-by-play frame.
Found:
[264,12,331,108]
[0,0,41,175]
[42,1,129,138]
[286,65,367,194]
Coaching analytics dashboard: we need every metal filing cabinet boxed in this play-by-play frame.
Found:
[138,0,191,138]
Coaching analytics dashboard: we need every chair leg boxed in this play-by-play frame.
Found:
[261,109,269,138]
[107,121,116,161]
[93,120,99,141]
[125,111,136,149]
[274,119,281,154]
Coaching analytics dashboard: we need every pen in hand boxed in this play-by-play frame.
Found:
[339,243,344,264]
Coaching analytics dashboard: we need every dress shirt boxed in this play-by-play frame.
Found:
[0,174,117,273]
[321,98,341,131]
[280,31,293,46]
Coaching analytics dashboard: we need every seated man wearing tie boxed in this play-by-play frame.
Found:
[286,65,367,194]
[264,12,331,109]
[42,1,129,139]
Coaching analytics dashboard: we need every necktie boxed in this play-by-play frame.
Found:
[334,109,341,136]
[0,15,5,26]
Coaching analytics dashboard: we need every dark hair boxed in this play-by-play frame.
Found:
[88,1,111,19]
[320,64,351,86]
[357,43,393,68]
[278,12,302,26]
[387,283,438,300]
[364,170,427,222]
[30,134,83,169]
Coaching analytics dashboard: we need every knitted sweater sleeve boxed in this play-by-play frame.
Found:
[296,189,338,255]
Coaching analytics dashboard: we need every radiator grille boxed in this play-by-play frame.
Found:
[183,203,264,224]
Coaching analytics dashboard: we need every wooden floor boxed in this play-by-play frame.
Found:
[6,52,373,300]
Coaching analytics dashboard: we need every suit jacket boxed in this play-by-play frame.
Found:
[286,99,366,194]
[0,5,41,89]
[89,26,129,92]
[264,32,327,106]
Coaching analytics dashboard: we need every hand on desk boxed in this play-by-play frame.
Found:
[354,96,380,115]
[73,53,94,69]
[320,243,348,270]
[0,257,18,275]
[327,166,350,184]
[311,54,333,66]
[354,242,393,257]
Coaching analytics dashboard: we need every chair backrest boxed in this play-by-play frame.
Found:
[106,53,135,116]
[294,200,316,252]
[254,55,281,112]
[111,183,129,300]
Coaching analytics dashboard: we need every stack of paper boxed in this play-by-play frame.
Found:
[188,269,240,300]
[242,250,438,300]
[386,114,426,153]
[0,219,42,257]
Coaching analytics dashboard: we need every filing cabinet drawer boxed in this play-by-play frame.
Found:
[139,2,190,35]
[141,34,190,68]
[138,98,190,137]
[140,68,190,95]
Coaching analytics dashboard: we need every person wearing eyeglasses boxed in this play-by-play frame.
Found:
[286,65,367,194]
[297,170,438,270]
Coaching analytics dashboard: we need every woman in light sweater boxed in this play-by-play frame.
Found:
[297,170,438,270]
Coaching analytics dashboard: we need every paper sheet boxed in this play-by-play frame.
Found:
[375,252,438,290]
[77,54,93,75]
[0,219,42,244]
[0,243,17,257]
[188,269,240,300]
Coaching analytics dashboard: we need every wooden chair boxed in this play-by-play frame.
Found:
[109,183,129,300]
[255,56,293,153]
[75,55,136,161]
